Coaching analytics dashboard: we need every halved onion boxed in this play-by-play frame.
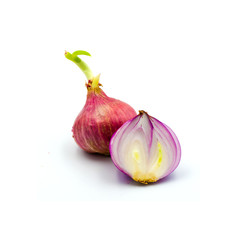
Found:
[110,111,181,184]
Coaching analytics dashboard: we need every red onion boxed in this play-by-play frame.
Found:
[110,111,181,184]
[65,50,136,155]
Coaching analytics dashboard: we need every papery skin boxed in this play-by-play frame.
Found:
[72,88,136,155]
[109,111,181,184]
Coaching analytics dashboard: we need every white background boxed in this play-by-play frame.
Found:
[0,0,240,239]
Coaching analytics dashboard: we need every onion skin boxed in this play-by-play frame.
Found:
[72,87,136,155]
[110,111,181,184]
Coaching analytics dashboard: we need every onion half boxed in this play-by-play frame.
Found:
[110,111,181,184]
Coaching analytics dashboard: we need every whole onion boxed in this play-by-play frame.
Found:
[110,111,181,184]
[65,50,136,155]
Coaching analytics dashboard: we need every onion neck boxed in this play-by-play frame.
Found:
[65,50,101,90]
[87,86,107,98]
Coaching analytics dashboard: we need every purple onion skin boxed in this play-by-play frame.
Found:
[109,111,181,184]
[72,87,137,155]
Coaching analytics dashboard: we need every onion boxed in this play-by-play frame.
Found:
[65,50,137,155]
[110,110,181,184]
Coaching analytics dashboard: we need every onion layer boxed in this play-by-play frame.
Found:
[110,111,181,184]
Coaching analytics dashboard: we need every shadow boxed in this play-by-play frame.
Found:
[61,139,112,171]
[61,138,110,162]
[75,147,119,185]
[61,139,121,186]
[78,148,111,162]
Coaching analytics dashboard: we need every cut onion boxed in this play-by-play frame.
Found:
[110,111,181,184]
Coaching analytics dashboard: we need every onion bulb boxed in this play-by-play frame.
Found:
[65,50,136,155]
[110,111,181,184]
